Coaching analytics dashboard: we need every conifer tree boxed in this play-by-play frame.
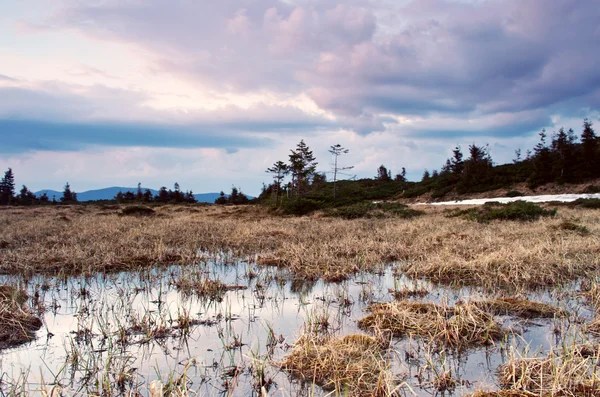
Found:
[61,182,77,202]
[581,119,598,178]
[0,168,15,205]
[266,160,289,206]
[289,140,317,197]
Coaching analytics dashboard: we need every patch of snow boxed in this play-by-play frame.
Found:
[420,193,600,206]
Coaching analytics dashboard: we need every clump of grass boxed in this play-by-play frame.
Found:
[324,202,423,219]
[173,277,246,301]
[550,220,589,235]
[280,333,399,396]
[389,287,429,300]
[120,205,155,216]
[497,346,600,395]
[448,201,556,222]
[358,301,504,349]
[0,285,43,349]
[472,298,566,319]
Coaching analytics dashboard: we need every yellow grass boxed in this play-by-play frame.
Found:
[280,333,400,396]
[0,285,42,349]
[358,301,505,349]
[0,204,599,290]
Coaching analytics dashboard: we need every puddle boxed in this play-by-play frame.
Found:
[0,258,594,396]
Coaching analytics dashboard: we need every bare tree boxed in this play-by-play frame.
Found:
[329,144,354,201]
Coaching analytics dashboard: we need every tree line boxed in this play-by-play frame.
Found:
[113,183,197,204]
[258,118,599,208]
[0,168,78,205]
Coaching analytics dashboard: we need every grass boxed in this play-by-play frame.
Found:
[0,204,598,290]
[358,301,505,349]
[280,333,400,396]
[472,298,566,319]
[173,275,246,301]
[496,345,600,396]
[0,285,43,349]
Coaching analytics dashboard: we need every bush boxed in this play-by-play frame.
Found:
[324,202,423,219]
[431,186,453,199]
[281,198,323,216]
[582,185,600,194]
[448,201,556,222]
[570,198,600,209]
[505,190,524,197]
[121,205,155,216]
[402,185,430,198]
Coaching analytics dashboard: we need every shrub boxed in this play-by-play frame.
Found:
[505,190,524,197]
[402,185,430,198]
[121,205,155,216]
[448,201,556,222]
[324,202,423,219]
[281,198,323,216]
[582,185,600,194]
[570,198,600,209]
[431,186,453,199]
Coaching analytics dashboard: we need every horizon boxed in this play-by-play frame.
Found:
[2,0,599,195]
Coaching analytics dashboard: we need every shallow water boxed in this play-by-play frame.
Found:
[0,257,594,396]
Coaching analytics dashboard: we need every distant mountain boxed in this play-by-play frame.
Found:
[34,187,246,203]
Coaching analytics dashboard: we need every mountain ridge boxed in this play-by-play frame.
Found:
[34,186,234,203]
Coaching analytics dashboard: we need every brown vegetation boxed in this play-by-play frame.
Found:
[0,204,598,291]
[497,347,600,396]
[280,333,400,396]
[0,285,42,349]
[472,298,565,319]
[358,301,505,349]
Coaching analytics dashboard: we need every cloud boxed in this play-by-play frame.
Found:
[45,0,600,138]
[0,119,274,154]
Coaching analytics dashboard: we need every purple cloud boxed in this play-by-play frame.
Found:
[34,0,600,138]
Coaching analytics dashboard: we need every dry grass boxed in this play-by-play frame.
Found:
[0,285,43,349]
[280,333,400,396]
[0,205,599,290]
[497,346,600,396]
[358,301,505,349]
[472,298,566,319]
[173,276,246,301]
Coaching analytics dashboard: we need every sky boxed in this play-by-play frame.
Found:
[1,0,599,195]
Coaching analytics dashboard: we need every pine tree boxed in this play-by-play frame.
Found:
[266,160,289,207]
[581,119,598,178]
[421,170,430,181]
[215,191,227,205]
[136,183,143,201]
[289,140,317,197]
[376,165,391,181]
[450,146,464,175]
[61,182,77,203]
[0,168,15,205]
[530,129,553,187]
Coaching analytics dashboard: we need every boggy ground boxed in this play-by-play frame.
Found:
[0,203,598,291]
[1,203,600,396]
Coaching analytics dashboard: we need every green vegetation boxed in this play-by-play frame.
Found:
[255,118,599,214]
[448,201,557,222]
[323,202,423,219]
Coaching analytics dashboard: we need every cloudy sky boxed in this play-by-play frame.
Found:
[1,0,599,195]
